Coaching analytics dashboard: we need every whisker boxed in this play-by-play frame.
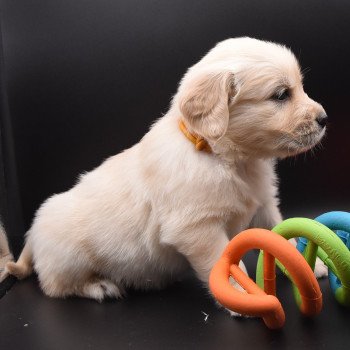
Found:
[301,67,311,77]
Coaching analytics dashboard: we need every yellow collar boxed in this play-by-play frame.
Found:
[179,120,212,153]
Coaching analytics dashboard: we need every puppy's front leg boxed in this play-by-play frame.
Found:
[249,198,282,230]
[164,222,247,316]
[169,223,229,283]
[250,201,328,278]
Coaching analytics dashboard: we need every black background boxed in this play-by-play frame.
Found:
[1,0,350,234]
[1,1,350,349]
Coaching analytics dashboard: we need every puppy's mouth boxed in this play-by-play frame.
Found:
[278,128,326,156]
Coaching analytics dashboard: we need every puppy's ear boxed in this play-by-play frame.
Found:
[178,68,235,140]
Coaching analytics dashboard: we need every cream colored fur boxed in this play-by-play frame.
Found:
[0,222,14,282]
[4,37,327,304]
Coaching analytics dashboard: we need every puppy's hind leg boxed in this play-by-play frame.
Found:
[39,264,124,301]
[76,277,124,302]
[40,271,124,301]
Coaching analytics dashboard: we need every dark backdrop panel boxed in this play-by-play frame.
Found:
[1,0,350,231]
[0,17,23,252]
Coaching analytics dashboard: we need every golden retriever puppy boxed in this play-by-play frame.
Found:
[4,37,327,302]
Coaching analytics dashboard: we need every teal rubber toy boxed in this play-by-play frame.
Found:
[256,217,350,307]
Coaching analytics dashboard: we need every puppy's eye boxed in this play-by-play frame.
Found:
[271,89,290,101]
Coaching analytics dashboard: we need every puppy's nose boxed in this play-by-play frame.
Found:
[316,112,328,128]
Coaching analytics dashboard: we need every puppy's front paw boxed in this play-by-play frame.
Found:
[226,308,254,318]
[226,308,243,317]
[224,276,254,318]
[314,257,328,279]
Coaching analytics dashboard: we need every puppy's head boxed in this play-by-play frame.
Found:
[176,37,327,158]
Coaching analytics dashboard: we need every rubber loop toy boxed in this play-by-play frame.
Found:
[209,229,322,329]
[296,212,350,305]
[257,217,350,307]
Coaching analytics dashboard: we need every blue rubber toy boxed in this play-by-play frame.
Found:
[296,211,350,296]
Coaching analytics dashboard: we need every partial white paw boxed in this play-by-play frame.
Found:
[225,306,254,318]
[314,257,328,279]
[215,300,246,318]
[227,309,244,317]
[224,274,252,318]
[214,261,254,318]
[81,279,124,301]
[229,276,246,292]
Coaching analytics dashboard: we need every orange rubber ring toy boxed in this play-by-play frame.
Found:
[209,229,322,329]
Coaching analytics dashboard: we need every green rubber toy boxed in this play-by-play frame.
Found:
[256,218,350,307]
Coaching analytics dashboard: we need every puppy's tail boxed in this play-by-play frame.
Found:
[5,240,33,280]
